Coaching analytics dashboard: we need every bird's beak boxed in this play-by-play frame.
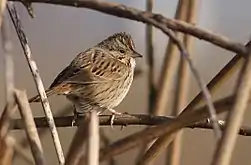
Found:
[131,51,143,58]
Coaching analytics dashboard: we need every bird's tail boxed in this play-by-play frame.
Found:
[28,88,57,103]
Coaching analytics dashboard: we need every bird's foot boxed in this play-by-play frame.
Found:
[71,113,78,127]
[71,112,82,127]
[108,108,122,129]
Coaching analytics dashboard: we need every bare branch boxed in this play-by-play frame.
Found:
[10,0,248,55]
[7,3,65,164]
[9,96,251,137]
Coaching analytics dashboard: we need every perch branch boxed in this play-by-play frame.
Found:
[10,98,251,137]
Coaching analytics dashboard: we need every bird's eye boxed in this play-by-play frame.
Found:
[119,49,125,53]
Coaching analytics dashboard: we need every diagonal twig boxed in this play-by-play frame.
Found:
[7,3,65,164]
[180,41,251,115]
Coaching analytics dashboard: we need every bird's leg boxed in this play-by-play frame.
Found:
[107,108,122,128]
[71,106,79,127]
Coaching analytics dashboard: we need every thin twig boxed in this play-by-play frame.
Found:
[146,0,155,114]
[7,3,65,164]
[10,0,248,55]
[87,111,99,165]
[211,47,251,165]
[180,41,251,115]
[15,90,45,165]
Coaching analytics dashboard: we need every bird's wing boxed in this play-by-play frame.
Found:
[49,48,129,89]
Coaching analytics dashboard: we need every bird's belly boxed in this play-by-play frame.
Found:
[67,73,134,111]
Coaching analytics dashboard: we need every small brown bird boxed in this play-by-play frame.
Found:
[29,32,142,124]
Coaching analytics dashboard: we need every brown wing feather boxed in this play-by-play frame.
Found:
[49,48,128,90]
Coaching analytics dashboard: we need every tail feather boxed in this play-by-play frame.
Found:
[28,88,57,103]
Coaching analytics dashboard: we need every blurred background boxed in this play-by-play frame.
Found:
[0,0,251,164]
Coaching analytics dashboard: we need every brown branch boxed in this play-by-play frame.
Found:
[10,109,251,137]
[10,0,248,55]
